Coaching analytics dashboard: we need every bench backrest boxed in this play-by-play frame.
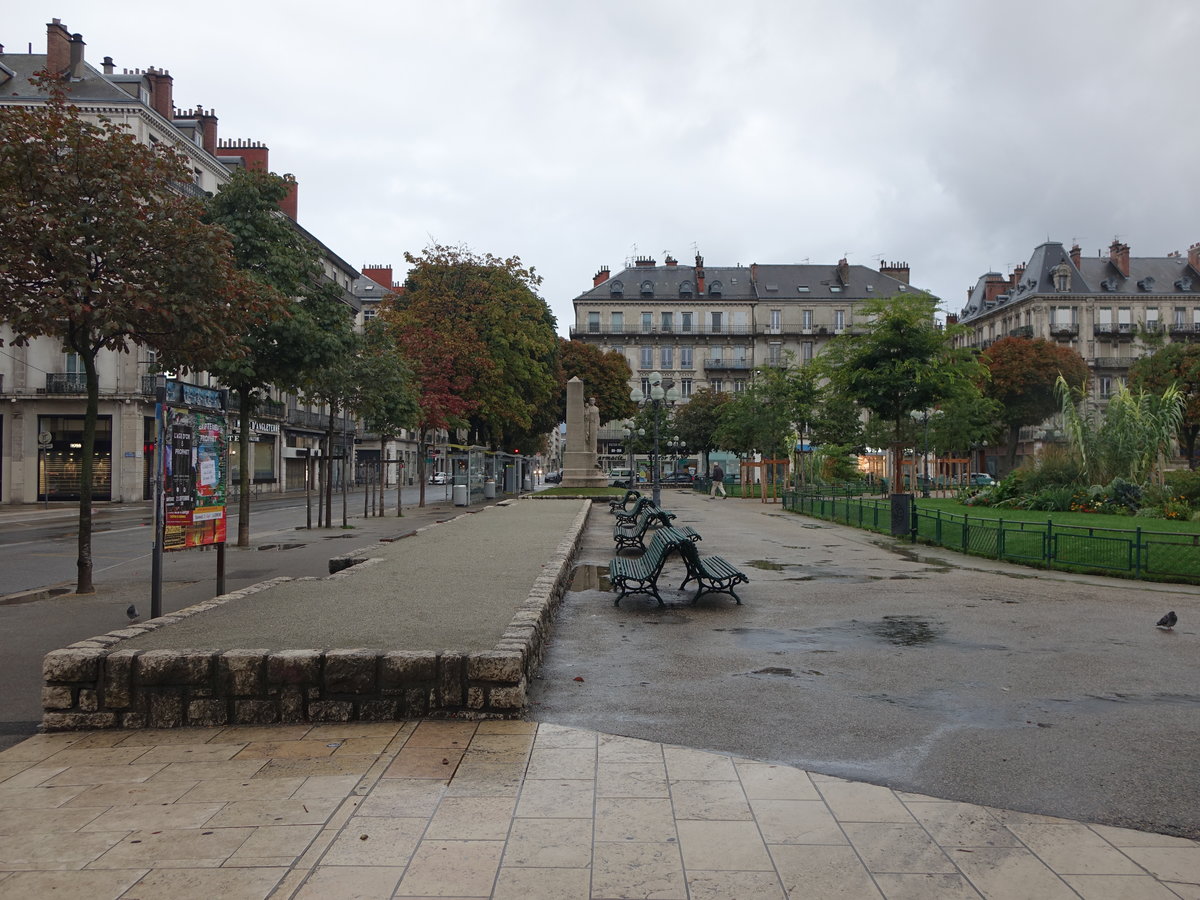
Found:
[644,528,687,566]
[677,536,703,570]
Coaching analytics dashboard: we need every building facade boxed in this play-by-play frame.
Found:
[954,239,1200,401]
[0,19,358,504]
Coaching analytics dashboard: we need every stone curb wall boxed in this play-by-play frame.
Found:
[41,500,590,731]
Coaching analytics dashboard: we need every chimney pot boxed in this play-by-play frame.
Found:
[46,18,72,78]
[68,33,85,80]
[102,55,114,74]
[593,266,610,287]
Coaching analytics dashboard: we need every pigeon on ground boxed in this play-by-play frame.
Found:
[126,604,139,621]
[1156,611,1177,629]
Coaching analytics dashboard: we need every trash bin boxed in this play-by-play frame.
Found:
[453,484,468,506]
[484,480,496,499]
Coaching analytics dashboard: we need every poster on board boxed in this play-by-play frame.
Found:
[163,408,227,551]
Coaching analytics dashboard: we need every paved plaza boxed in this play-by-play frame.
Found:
[0,490,1196,897]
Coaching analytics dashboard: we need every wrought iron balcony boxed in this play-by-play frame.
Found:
[44,373,88,394]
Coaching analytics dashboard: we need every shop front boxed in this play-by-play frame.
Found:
[38,415,112,501]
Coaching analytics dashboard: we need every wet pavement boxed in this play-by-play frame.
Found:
[531,490,1200,841]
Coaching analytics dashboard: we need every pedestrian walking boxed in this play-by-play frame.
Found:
[710,463,726,498]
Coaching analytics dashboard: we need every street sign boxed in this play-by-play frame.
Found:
[38,432,52,445]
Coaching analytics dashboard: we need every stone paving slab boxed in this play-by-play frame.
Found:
[0,721,1195,899]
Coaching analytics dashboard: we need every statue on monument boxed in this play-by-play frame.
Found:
[585,397,601,455]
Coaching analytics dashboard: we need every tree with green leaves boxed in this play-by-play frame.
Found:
[819,294,984,490]
[716,363,818,463]
[980,336,1089,472]
[808,391,865,453]
[558,339,635,425]
[203,167,353,544]
[672,388,732,473]
[348,320,420,514]
[0,79,282,593]
[1128,342,1200,468]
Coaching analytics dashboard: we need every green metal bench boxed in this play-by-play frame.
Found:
[608,489,641,514]
[610,529,690,606]
[613,495,656,524]
[613,506,685,554]
[677,539,749,605]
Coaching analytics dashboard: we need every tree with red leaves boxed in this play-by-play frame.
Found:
[980,336,1089,472]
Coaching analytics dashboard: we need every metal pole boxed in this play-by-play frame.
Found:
[216,542,225,596]
[150,378,166,619]
[922,412,931,498]
[652,400,661,507]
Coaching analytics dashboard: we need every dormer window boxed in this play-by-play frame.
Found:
[609,279,624,298]
[1101,277,1119,292]
[1137,277,1156,292]
[678,280,693,298]
[708,280,722,297]
[1053,262,1071,292]
[640,280,654,297]
[1176,277,1194,292]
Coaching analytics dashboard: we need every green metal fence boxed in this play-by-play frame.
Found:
[782,490,1200,583]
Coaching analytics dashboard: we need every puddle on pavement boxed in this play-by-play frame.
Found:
[746,559,785,571]
[715,616,988,652]
[869,615,942,646]
[570,564,613,592]
[257,542,305,551]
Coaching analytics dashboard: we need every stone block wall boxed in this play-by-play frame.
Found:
[42,501,590,731]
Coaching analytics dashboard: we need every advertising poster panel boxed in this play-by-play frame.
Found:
[163,408,227,551]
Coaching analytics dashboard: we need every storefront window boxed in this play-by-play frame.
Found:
[39,415,112,501]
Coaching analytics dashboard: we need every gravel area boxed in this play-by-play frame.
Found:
[121,499,585,652]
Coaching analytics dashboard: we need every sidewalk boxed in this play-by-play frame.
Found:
[0,720,1196,899]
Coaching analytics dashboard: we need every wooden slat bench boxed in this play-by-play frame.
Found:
[677,539,749,605]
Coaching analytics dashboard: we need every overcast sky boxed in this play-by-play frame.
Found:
[9,1,1198,331]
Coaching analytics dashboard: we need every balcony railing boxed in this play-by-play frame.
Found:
[1094,324,1135,340]
[44,373,88,393]
[702,359,753,371]
[286,408,354,432]
[1008,325,1034,338]
[1093,357,1131,369]
[1049,324,1079,338]
[569,324,754,337]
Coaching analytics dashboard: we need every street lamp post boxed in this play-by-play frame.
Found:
[621,419,643,490]
[630,371,679,507]
[667,436,686,476]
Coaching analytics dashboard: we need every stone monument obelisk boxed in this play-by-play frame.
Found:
[562,376,608,489]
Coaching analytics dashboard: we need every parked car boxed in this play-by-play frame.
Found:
[430,471,450,485]
[544,469,562,483]
[607,467,633,487]
[968,472,995,486]
[659,472,695,485]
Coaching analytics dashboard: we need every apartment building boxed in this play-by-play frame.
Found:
[953,239,1200,401]
[569,253,923,399]
[0,19,358,503]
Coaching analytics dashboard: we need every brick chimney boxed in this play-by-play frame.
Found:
[750,262,759,284]
[1069,243,1081,269]
[945,313,959,327]
[362,265,394,290]
[102,56,115,75]
[664,255,677,267]
[1109,239,1130,277]
[46,19,71,78]
[145,67,174,120]
[694,254,706,295]
[984,273,1007,303]
[1189,242,1200,276]
[193,107,218,155]
[68,32,85,80]
[1009,262,1026,291]
[836,257,850,286]
[880,260,910,284]
[592,266,610,287]
[217,140,298,220]
[633,256,656,267]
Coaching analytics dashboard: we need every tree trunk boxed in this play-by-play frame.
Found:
[237,390,252,547]
[1184,425,1199,470]
[417,426,428,508]
[75,348,100,594]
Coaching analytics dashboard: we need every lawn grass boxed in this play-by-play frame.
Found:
[913,497,1200,535]
[535,486,625,497]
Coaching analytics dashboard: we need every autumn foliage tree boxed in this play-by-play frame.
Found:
[1128,342,1200,468]
[0,79,284,593]
[980,336,1089,472]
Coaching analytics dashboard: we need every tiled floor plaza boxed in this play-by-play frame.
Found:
[0,719,1196,899]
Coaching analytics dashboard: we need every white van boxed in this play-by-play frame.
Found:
[607,468,633,487]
